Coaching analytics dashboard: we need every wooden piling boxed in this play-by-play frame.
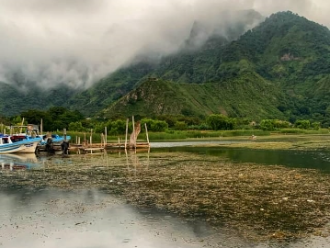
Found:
[40,119,43,135]
[125,118,129,149]
[132,116,136,148]
[90,129,93,153]
[145,123,149,145]
[105,126,108,147]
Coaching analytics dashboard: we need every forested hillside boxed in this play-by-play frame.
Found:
[2,11,330,126]
[0,82,74,116]
[101,73,285,121]
[99,11,330,124]
[68,9,264,116]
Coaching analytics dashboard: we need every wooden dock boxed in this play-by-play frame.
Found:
[77,147,105,154]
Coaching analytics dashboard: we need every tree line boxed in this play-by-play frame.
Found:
[1,109,322,134]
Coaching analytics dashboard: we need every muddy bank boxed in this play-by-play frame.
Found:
[1,151,330,243]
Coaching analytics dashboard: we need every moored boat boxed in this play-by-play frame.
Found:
[39,133,71,145]
[10,134,43,153]
[0,134,26,154]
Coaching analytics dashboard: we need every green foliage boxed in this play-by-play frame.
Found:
[311,122,321,130]
[206,114,234,130]
[19,108,84,131]
[259,119,275,131]
[174,121,188,130]
[106,119,127,135]
[141,118,168,132]
[273,120,292,129]
[68,122,85,132]
[295,120,311,129]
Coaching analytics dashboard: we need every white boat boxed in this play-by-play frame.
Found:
[10,134,43,153]
[0,134,42,154]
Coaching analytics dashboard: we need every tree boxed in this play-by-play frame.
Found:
[206,114,233,130]
[259,119,275,131]
[295,120,311,129]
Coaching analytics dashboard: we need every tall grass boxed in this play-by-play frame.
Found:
[276,128,329,135]
[67,128,328,143]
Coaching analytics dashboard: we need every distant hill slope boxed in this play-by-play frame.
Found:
[102,11,330,124]
[0,82,75,116]
[102,72,285,121]
[3,11,330,125]
[69,10,264,116]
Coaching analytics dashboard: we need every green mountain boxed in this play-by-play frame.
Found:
[68,9,264,116]
[0,82,75,116]
[98,11,330,123]
[3,11,330,125]
[101,72,285,121]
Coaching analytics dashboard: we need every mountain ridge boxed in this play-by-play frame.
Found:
[2,10,330,126]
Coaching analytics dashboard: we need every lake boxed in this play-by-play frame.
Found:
[1,140,330,247]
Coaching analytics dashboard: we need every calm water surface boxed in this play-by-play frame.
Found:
[1,141,330,247]
[151,141,330,172]
[0,189,230,248]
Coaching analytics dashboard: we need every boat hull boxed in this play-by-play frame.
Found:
[0,143,26,154]
[19,141,40,153]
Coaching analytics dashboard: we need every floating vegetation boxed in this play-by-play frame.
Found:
[1,149,330,243]
[216,134,330,150]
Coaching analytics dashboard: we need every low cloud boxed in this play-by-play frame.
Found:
[0,0,328,89]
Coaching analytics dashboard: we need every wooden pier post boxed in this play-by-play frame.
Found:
[20,118,24,133]
[145,123,150,146]
[105,126,108,147]
[125,118,129,149]
[90,129,93,153]
[40,119,43,135]
[101,133,105,148]
[132,116,136,148]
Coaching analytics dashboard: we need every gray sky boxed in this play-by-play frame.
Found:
[0,0,329,89]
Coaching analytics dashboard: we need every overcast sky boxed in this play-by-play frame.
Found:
[0,0,329,89]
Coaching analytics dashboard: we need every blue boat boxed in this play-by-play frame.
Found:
[11,134,43,153]
[0,134,42,154]
[39,133,71,145]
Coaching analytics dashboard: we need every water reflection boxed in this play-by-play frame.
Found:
[0,153,40,171]
[150,140,240,148]
[2,144,330,174]
[0,189,234,248]
[2,147,330,247]
[153,146,330,172]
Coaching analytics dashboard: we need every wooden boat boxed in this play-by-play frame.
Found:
[39,133,71,145]
[11,134,42,153]
[0,134,42,154]
[9,124,70,147]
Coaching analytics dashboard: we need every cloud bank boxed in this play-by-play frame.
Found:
[0,0,328,89]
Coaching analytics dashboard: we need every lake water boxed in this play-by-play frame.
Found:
[1,141,330,247]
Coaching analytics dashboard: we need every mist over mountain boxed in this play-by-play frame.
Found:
[3,6,330,126]
[84,10,330,125]
[0,0,329,91]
